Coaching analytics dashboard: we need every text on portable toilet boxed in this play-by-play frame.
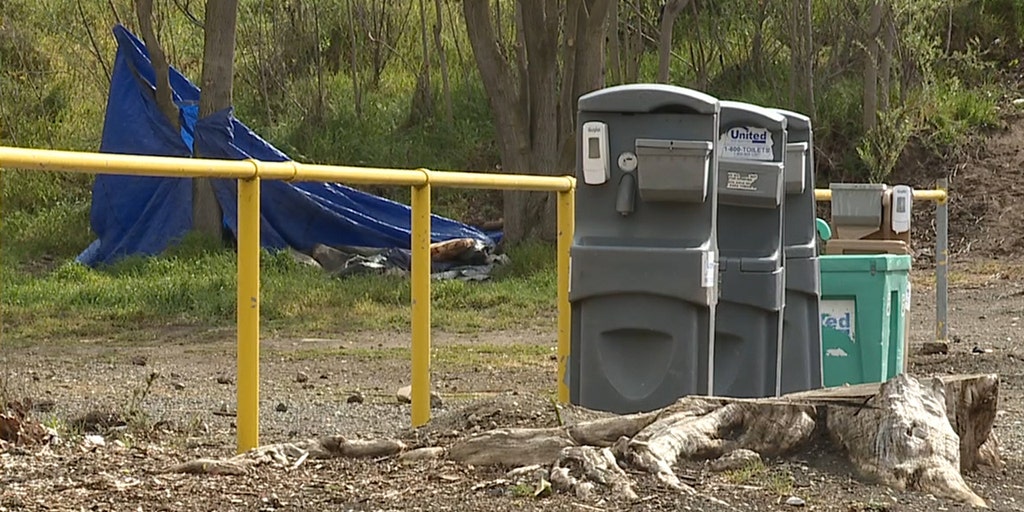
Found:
[719,126,775,161]
[821,300,855,357]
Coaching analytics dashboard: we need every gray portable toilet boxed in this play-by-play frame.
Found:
[568,84,720,414]
[771,108,823,394]
[712,100,787,398]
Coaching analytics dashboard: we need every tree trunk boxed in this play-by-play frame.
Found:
[135,0,178,131]
[195,0,238,240]
[463,0,611,243]
[607,0,622,84]
[863,0,883,132]
[173,373,999,508]
[433,0,454,122]
[409,0,434,124]
[803,0,815,116]
[657,0,688,83]
[750,0,768,74]
[789,0,800,107]
[346,0,362,118]
[879,4,894,113]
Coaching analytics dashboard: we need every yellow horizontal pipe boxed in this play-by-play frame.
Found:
[814,188,947,203]
[292,164,427,186]
[0,146,575,191]
[427,170,575,192]
[0,146,257,179]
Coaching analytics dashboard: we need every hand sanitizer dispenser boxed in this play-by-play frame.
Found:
[582,121,610,185]
[891,185,912,234]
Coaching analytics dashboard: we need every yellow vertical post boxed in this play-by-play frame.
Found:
[237,177,261,453]
[410,180,432,427]
[556,187,575,403]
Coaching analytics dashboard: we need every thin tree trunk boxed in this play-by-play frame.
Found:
[135,0,178,131]
[410,0,434,122]
[879,5,894,113]
[789,0,800,108]
[689,0,708,89]
[863,0,883,132]
[625,0,642,82]
[434,0,454,122]
[750,0,768,74]
[195,0,239,240]
[803,0,815,116]
[346,0,362,118]
[313,0,325,120]
[607,0,622,84]
[657,0,688,83]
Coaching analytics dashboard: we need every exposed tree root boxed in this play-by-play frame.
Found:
[163,436,406,474]
[166,373,999,508]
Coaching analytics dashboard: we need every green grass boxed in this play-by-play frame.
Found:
[0,227,559,343]
[722,460,796,497]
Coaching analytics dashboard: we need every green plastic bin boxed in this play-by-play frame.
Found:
[819,254,911,387]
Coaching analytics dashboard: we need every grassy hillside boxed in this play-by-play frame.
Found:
[0,0,1019,340]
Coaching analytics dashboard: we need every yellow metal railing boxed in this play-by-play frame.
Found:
[813,187,948,204]
[0,145,575,453]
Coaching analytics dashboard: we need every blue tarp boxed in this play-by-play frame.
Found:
[77,24,497,267]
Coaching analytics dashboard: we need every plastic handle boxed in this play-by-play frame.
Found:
[816,218,833,241]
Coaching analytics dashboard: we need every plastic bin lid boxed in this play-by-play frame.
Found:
[819,254,912,272]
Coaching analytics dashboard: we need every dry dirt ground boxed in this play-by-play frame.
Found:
[0,257,1021,512]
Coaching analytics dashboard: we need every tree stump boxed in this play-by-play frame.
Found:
[169,373,999,508]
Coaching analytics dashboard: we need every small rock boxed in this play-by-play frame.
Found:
[396,385,443,408]
[295,372,309,383]
[785,496,806,507]
[347,392,365,404]
[919,342,949,356]
[710,448,761,472]
[275,403,288,413]
[216,375,233,385]
[84,435,105,447]
[171,382,186,391]
[399,447,446,463]
[130,356,147,366]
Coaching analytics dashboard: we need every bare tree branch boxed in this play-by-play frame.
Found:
[171,0,205,30]
[135,0,179,131]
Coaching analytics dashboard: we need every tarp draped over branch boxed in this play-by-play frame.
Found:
[78,25,497,268]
